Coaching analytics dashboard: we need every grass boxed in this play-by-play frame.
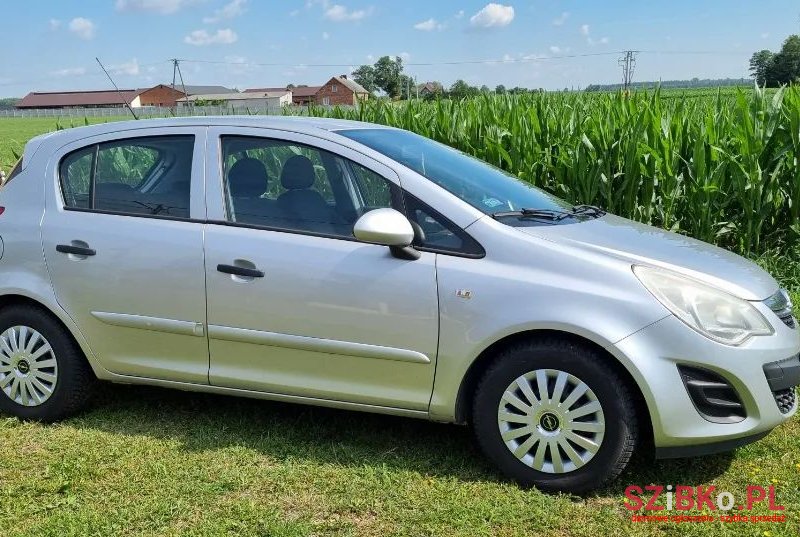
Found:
[1,353,798,537]
[0,112,798,536]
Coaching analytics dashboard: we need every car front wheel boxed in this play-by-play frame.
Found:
[472,338,639,493]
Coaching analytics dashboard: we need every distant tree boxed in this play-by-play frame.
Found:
[373,56,404,98]
[398,74,414,99]
[495,84,507,94]
[448,79,479,99]
[749,49,776,86]
[769,35,800,85]
[351,65,378,93]
[287,83,296,89]
[0,97,19,110]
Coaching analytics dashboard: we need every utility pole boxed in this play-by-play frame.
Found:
[171,58,190,115]
[617,50,639,94]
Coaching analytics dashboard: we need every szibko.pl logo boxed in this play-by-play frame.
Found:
[624,485,786,524]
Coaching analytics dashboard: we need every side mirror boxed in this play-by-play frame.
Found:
[353,208,420,260]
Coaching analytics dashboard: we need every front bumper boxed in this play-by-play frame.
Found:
[608,305,800,456]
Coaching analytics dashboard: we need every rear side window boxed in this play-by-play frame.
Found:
[59,136,194,218]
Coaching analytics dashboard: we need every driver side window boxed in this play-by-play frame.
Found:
[221,136,398,239]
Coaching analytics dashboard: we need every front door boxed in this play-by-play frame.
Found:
[41,128,209,383]
[203,128,439,410]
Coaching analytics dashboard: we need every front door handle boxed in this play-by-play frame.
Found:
[217,264,264,278]
[56,244,96,256]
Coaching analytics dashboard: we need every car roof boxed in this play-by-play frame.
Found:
[43,115,389,141]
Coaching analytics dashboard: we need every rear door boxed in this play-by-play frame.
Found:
[41,127,210,383]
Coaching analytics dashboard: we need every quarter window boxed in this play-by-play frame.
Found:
[59,136,194,218]
[221,136,398,239]
[405,194,485,257]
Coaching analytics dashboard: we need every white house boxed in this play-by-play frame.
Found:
[177,91,292,109]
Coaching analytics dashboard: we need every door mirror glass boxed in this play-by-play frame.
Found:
[353,208,414,247]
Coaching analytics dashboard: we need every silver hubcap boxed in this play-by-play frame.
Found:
[0,326,58,407]
[497,369,605,474]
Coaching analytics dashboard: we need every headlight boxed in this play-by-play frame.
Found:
[633,265,773,346]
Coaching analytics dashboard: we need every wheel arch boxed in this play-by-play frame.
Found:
[0,293,104,378]
[453,328,653,448]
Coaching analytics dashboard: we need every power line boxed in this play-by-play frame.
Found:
[0,50,754,90]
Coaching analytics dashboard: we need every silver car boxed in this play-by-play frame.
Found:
[0,117,797,492]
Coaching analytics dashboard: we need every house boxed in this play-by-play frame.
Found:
[16,89,143,109]
[177,90,292,109]
[315,75,369,106]
[245,86,321,106]
[417,82,443,97]
[16,84,237,109]
[138,84,236,107]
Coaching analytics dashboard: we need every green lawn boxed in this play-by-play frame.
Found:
[0,117,130,173]
[0,117,797,536]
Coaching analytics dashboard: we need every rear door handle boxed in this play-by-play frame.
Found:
[56,244,96,256]
[217,264,264,278]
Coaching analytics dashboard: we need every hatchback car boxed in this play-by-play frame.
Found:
[0,117,797,492]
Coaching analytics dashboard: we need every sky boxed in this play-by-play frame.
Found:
[1,0,799,97]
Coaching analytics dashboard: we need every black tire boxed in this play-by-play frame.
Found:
[0,304,95,421]
[472,337,638,493]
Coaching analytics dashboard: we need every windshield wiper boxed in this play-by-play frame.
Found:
[491,208,574,221]
[571,204,607,217]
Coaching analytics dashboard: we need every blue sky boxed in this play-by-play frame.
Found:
[1,0,798,96]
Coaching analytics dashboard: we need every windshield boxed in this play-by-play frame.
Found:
[338,128,570,214]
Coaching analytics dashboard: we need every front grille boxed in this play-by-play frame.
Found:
[773,388,796,414]
[678,365,746,423]
[764,289,796,329]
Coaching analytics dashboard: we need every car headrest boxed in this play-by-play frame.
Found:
[228,158,268,198]
[280,155,316,190]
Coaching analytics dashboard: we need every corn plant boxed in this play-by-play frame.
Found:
[295,86,800,256]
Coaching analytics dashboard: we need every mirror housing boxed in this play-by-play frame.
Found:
[353,208,420,260]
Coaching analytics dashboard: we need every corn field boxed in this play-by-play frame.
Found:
[305,86,800,257]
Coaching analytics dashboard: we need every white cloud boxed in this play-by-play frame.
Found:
[324,3,372,22]
[49,19,61,30]
[399,51,411,61]
[469,3,514,29]
[414,18,443,31]
[455,10,464,19]
[549,45,561,54]
[68,17,95,40]
[322,31,330,39]
[184,28,238,45]
[580,24,609,46]
[761,32,770,39]
[51,67,86,77]
[203,0,247,24]
[289,9,300,16]
[110,58,140,76]
[552,11,569,26]
[115,0,197,14]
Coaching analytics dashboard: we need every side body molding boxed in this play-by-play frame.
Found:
[207,325,431,364]
[91,311,206,337]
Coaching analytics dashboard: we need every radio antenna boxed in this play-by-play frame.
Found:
[95,57,139,120]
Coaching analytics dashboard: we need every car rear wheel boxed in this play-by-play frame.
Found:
[0,305,95,421]
[472,338,638,493]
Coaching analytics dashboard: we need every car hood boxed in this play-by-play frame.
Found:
[516,214,778,301]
